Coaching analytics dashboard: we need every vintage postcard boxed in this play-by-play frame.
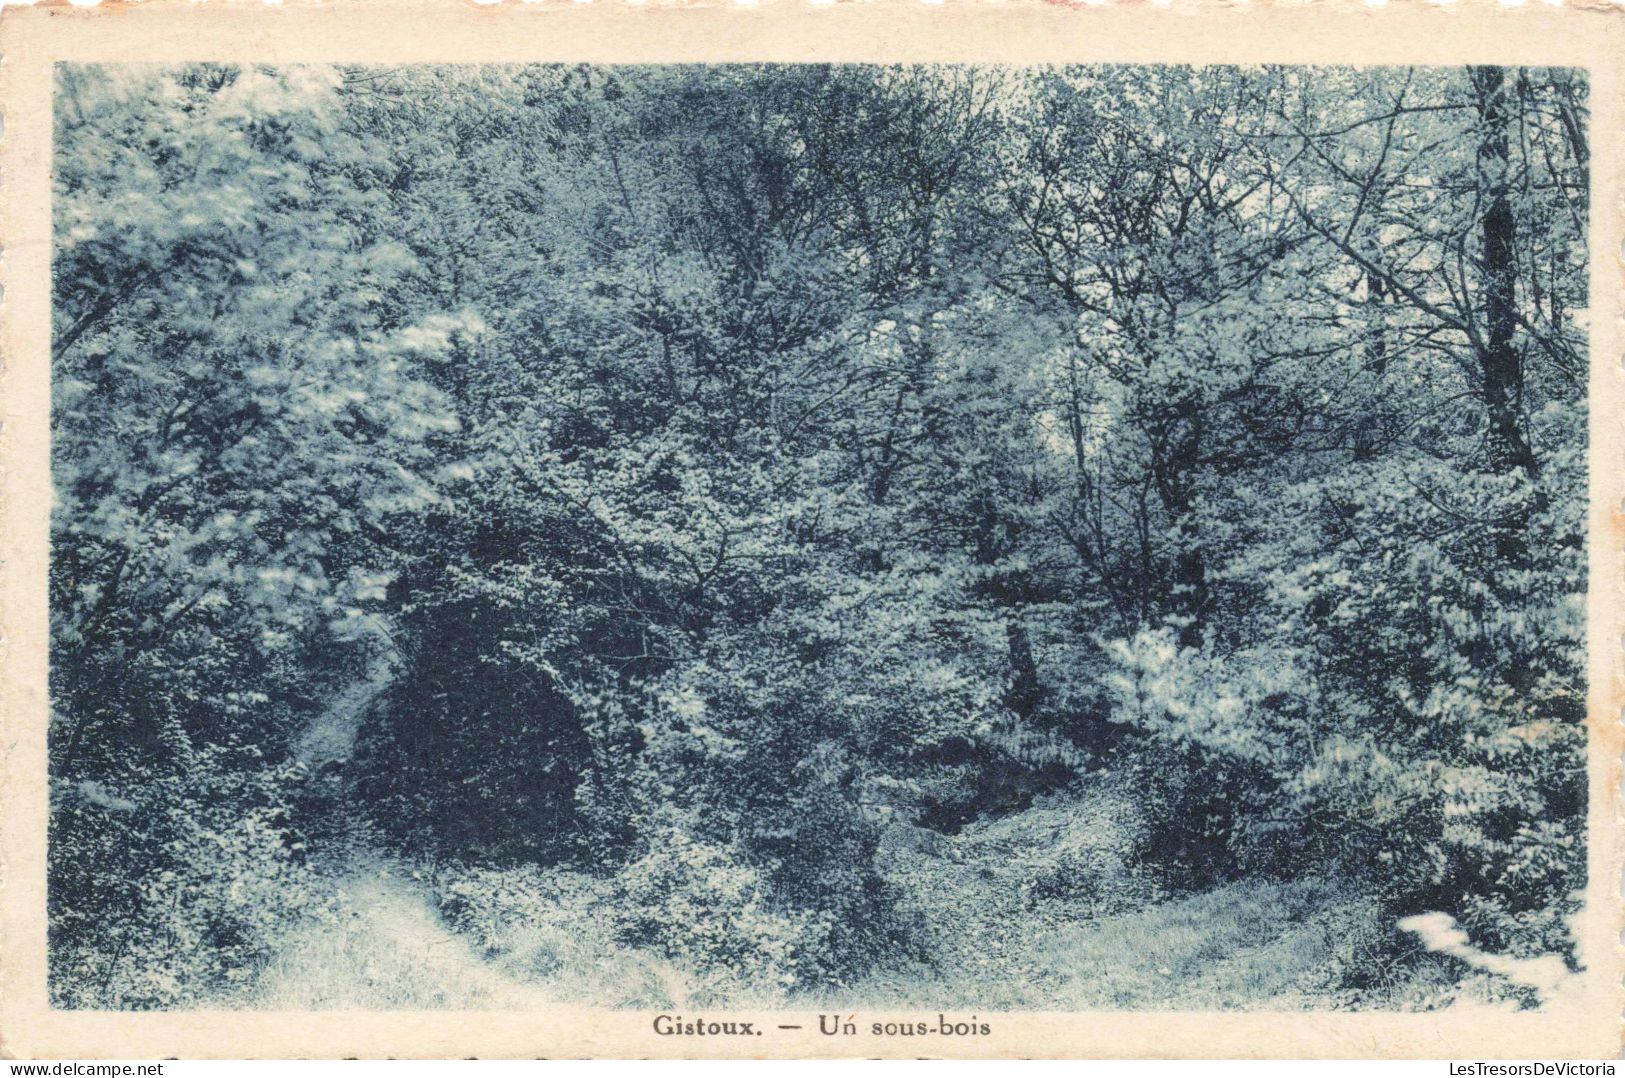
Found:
[1,0,1622,1060]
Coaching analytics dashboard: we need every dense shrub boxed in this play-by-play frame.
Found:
[50,755,323,1008]
[613,827,828,998]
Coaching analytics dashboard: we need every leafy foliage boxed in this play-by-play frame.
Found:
[50,63,1588,1008]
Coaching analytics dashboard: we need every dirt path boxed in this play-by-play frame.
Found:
[294,615,399,769]
[263,632,562,1010]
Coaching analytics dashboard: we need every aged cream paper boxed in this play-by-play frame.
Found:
[2,0,1622,1059]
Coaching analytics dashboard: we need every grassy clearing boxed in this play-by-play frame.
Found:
[810,785,1433,1010]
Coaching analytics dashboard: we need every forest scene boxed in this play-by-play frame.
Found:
[49,63,1589,1011]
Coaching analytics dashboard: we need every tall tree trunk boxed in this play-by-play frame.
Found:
[1156,399,1208,650]
[1352,266,1389,463]
[1471,65,1539,482]
[1471,66,1543,571]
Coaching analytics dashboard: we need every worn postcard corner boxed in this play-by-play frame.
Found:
[1,0,1623,1060]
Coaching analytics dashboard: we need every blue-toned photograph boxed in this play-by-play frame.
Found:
[48,63,1588,1011]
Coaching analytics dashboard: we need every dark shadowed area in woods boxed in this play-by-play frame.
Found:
[48,63,1588,1010]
